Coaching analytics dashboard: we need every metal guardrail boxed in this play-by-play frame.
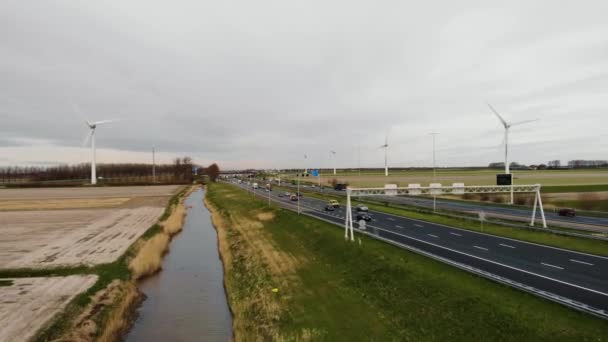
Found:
[230,182,608,320]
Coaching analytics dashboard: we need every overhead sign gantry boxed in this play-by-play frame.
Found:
[344,183,546,241]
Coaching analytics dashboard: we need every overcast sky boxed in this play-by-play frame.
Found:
[1,0,607,169]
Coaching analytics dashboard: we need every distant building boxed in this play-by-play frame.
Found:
[567,160,608,168]
[548,160,561,168]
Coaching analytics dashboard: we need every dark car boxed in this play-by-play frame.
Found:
[290,195,298,201]
[558,208,576,217]
[324,204,335,211]
[355,204,369,212]
[356,213,372,222]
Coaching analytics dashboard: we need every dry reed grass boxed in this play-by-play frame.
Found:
[205,194,304,340]
[129,232,170,280]
[162,203,186,235]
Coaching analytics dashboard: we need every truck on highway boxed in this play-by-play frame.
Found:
[334,183,348,191]
[253,182,258,189]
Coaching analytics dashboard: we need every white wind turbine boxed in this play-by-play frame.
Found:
[83,119,118,185]
[487,103,538,204]
[379,129,391,176]
[330,150,336,175]
[487,103,538,175]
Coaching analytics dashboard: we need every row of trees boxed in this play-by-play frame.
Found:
[0,156,202,184]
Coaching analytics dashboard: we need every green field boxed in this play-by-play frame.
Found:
[282,168,608,189]
[207,182,608,341]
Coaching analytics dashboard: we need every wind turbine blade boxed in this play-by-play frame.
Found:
[85,120,91,128]
[510,118,539,127]
[487,103,508,128]
[91,119,120,125]
[82,130,93,147]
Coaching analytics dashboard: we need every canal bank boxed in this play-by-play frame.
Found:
[126,188,232,341]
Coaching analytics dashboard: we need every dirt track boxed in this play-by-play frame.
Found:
[0,275,97,342]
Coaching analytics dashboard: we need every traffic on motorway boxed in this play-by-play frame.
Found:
[277,182,608,232]
[235,181,608,319]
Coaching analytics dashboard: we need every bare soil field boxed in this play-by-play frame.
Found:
[0,185,180,200]
[0,207,163,269]
[0,185,180,269]
[0,275,98,342]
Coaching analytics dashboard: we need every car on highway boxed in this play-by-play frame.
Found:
[328,199,340,208]
[356,213,372,222]
[290,195,298,201]
[278,193,284,197]
[558,208,576,217]
[355,204,368,212]
[324,204,335,211]
[284,191,291,196]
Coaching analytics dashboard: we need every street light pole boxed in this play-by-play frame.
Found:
[430,132,439,212]
[152,147,156,183]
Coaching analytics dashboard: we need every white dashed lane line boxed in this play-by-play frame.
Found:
[499,243,516,249]
[428,234,439,238]
[473,245,488,251]
[395,225,404,229]
[414,224,424,228]
[570,259,594,266]
[541,262,564,270]
[449,232,462,237]
[388,218,395,221]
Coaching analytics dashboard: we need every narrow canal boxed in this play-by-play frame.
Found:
[126,188,232,341]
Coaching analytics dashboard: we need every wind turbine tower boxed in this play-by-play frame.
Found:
[83,119,117,185]
[487,103,538,203]
[379,129,390,176]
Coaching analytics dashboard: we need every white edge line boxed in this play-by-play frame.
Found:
[360,223,608,297]
[301,194,608,261]
[237,184,608,299]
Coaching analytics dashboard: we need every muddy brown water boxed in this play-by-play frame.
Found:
[126,188,232,341]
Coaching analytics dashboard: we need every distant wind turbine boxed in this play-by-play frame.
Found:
[379,129,391,176]
[83,119,119,185]
[487,103,538,175]
[330,150,336,175]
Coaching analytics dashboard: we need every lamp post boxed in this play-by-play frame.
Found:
[430,132,439,212]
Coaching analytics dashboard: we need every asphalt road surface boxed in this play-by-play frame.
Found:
[238,183,608,318]
[278,183,608,232]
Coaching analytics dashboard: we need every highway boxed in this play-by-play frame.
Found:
[277,182,608,232]
[237,183,608,318]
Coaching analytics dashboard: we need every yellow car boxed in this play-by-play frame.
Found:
[328,200,340,208]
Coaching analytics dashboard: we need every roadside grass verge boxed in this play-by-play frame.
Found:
[280,186,608,257]
[208,182,608,341]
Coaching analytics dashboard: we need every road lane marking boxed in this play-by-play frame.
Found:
[388,218,395,221]
[258,197,608,298]
[541,262,564,270]
[450,232,462,236]
[473,245,488,251]
[414,224,424,228]
[428,234,438,238]
[395,225,404,229]
[570,259,594,266]
[499,243,516,249]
